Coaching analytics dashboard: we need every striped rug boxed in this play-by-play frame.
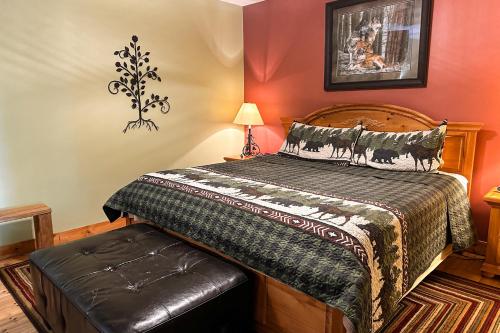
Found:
[381,272,499,332]
[0,261,499,333]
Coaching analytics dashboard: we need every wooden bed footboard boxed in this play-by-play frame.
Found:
[253,273,346,333]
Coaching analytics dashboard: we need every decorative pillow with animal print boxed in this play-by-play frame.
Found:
[351,122,448,172]
[278,122,363,165]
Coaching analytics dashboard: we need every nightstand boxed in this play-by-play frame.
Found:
[481,187,500,278]
[223,155,255,162]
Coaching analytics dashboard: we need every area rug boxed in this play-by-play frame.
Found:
[0,261,499,333]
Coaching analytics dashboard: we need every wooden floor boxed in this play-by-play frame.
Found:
[0,255,33,333]
[0,253,498,333]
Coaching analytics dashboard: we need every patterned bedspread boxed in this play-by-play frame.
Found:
[103,155,475,333]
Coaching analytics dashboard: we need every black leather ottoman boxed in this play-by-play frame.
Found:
[29,223,250,333]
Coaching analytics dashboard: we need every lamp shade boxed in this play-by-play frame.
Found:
[233,103,264,126]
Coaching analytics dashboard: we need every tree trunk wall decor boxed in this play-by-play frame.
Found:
[108,35,171,133]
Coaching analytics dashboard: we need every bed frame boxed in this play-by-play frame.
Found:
[130,104,482,333]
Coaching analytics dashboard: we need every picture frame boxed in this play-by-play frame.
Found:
[324,0,433,91]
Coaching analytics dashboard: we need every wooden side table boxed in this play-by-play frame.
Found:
[224,155,256,162]
[481,188,500,278]
[0,203,54,249]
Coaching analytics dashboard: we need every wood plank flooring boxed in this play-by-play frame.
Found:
[0,253,498,333]
[0,255,35,333]
[438,252,500,288]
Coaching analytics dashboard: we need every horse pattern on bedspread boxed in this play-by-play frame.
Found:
[104,155,474,333]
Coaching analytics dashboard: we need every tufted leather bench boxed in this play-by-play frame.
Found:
[29,223,250,333]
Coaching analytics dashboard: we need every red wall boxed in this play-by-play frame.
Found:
[243,0,500,241]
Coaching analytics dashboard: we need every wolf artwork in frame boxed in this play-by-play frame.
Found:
[324,0,433,91]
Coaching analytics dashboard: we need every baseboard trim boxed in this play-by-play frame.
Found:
[0,218,127,260]
[466,241,486,257]
[0,239,36,260]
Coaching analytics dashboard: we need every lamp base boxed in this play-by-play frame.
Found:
[241,127,261,157]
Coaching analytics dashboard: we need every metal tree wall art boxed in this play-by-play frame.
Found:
[108,35,170,133]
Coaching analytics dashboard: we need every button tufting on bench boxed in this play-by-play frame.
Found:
[29,223,250,333]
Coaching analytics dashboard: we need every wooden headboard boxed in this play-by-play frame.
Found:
[281,104,483,194]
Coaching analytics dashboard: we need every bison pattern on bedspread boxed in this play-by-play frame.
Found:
[104,155,474,333]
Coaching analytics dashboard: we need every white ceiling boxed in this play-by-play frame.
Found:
[220,0,266,6]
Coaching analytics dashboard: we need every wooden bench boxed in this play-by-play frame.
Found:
[0,204,54,249]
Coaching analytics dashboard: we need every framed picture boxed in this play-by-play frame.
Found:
[324,0,433,91]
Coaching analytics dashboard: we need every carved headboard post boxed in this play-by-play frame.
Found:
[281,117,303,136]
[281,104,483,195]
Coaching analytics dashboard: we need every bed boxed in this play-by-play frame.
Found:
[103,104,482,333]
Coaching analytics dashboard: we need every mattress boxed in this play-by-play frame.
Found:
[438,171,469,192]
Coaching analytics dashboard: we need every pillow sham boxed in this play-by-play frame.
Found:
[351,121,448,172]
[279,122,363,165]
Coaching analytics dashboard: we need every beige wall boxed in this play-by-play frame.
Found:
[0,0,244,245]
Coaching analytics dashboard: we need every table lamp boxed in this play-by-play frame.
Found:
[233,103,264,157]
